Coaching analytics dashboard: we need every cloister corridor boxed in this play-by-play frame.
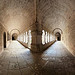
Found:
[0,41,75,75]
[0,0,75,75]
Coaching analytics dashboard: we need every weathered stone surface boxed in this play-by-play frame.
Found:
[0,41,75,75]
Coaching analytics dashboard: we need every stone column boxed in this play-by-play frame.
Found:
[0,25,2,52]
[31,21,43,52]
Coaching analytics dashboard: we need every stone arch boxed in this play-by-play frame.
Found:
[52,28,63,41]
[55,32,61,41]
[10,29,20,35]
[10,29,20,40]
[52,28,63,35]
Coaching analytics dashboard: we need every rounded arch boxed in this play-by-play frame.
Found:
[10,29,20,41]
[52,28,63,35]
[55,32,61,41]
[10,29,20,35]
[52,28,63,41]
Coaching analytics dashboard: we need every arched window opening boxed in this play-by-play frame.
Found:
[28,30,32,44]
[3,32,6,48]
[28,30,32,48]
[26,32,28,43]
[49,34,50,42]
[55,32,61,41]
[48,33,49,43]
[45,31,48,43]
[42,30,45,44]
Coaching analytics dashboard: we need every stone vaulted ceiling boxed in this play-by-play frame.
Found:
[0,0,36,32]
[0,0,75,33]
[37,0,75,31]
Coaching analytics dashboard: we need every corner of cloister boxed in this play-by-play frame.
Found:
[0,0,75,75]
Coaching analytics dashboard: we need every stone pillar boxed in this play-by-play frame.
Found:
[10,34,12,43]
[0,26,2,52]
[31,21,43,52]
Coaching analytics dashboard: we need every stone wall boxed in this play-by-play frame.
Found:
[0,23,10,53]
[63,14,75,56]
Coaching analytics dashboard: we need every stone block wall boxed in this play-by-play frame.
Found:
[63,15,75,56]
[0,23,10,53]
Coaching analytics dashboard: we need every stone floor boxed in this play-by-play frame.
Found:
[0,41,75,75]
